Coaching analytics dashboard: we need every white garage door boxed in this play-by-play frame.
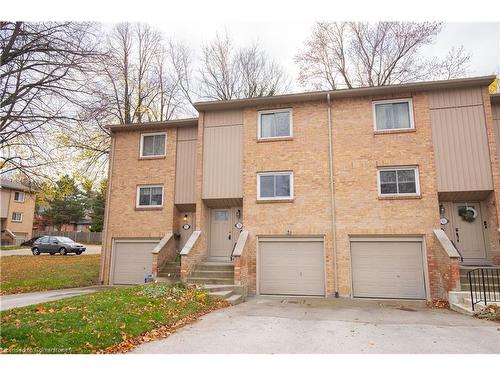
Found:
[351,239,426,299]
[112,240,159,284]
[259,238,325,296]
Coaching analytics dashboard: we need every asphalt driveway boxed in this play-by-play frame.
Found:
[131,296,500,354]
[0,244,101,257]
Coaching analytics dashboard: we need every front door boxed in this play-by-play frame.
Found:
[209,209,232,258]
[452,202,487,260]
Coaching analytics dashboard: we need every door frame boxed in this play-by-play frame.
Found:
[256,235,327,297]
[450,201,488,261]
[208,207,242,258]
[349,235,430,301]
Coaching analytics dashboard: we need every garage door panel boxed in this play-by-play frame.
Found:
[112,241,158,284]
[259,239,325,296]
[351,241,425,299]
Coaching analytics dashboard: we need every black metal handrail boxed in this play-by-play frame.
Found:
[466,267,500,311]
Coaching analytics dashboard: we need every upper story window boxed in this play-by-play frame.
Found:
[257,171,294,200]
[258,109,292,139]
[14,191,25,202]
[377,167,420,197]
[136,185,164,208]
[140,132,166,158]
[11,212,23,222]
[373,98,414,132]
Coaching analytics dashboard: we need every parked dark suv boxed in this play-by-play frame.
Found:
[31,236,86,255]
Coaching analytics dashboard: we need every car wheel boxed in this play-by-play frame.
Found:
[75,251,82,255]
[59,248,67,256]
[32,248,40,256]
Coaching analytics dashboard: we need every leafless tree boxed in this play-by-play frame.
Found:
[295,22,471,90]
[0,21,100,179]
[199,32,290,100]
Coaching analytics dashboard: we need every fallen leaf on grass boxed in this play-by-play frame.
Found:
[100,299,229,354]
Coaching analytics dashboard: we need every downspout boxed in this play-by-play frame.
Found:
[327,93,339,298]
[99,133,116,284]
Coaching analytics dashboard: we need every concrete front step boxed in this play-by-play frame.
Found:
[195,262,234,271]
[188,277,235,285]
[191,270,234,278]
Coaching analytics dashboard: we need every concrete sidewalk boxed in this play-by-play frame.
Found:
[0,244,101,257]
[131,296,500,354]
[0,286,105,311]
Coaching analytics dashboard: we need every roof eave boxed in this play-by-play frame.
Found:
[194,75,497,111]
[105,117,199,132]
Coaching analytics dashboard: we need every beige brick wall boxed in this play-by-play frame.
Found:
[101,128,177,284]
[241,101,335,295]
[331,92,443,298]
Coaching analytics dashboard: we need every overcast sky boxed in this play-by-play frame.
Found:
[151,21,500,92]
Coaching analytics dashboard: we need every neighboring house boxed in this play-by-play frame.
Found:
[36,217,92,232]
[100,75,500,303]
[0,179,36,245]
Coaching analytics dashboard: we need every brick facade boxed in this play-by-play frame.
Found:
[101,77,499,300]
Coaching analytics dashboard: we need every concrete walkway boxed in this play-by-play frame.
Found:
[0,244,101,257]
[0,286,105,311]
[131,296,500,354]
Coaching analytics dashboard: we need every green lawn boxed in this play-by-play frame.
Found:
[0,255,100,295]
[0,283,227,354]
[0,245,30,251]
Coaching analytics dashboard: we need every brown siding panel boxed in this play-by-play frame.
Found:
[429,87,483,109]
[204,110,243,127]
[175,139,197,204]
[203,124,243,199]
[431,89,493,192]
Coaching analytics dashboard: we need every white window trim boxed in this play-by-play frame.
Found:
[372,98,415,132]
[11,212,23,222]
[377,166,420,197]
[14,191,25,202]
[139,132,167,158]
[136,185,164,208]
[257,108,293,140]
[257,171,294,200]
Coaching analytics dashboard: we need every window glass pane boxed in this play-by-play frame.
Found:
[379,170,398,194]
[139,187,151,206]
[214,211,228,221]
[259,175,275,198]
[153,135,165,155]
[260,114,274,138]
[142,136,155,156]
[150,187,163,205]
[397,169,416,194]
[274,112,290,137]
[392,102,410,129]
[275,174,291,197]
[375,102,411,130]
[41,237,49,244]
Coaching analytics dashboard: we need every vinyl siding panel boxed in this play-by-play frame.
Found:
[430,88,493,192]
[175,138,197,204]
[0,189,10,218]
[429,87,483,109]
[204,110,243,127]
[177,126,198,141]
[203,124,243,199]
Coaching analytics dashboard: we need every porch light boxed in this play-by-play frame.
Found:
[439,204,445,215]
[183,214,188,222]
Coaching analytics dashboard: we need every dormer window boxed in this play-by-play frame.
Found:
[258,109,292,139]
